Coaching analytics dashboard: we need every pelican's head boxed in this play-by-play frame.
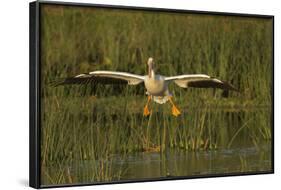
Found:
[147,57,154,78]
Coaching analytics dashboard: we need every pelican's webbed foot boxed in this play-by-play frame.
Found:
[143,95,152,116]
[172,105,181,117]
[169,97,181,117]
[143,105,150,116]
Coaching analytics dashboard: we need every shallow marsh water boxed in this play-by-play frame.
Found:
[42,141,271,185]
[41,107,272,185]
[117,142,271,180]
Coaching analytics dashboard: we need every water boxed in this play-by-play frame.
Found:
[116,143,271,180]
[69,141,271,182]
[41,107,272,185]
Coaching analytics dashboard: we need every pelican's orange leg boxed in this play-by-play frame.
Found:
[168,97,181,117]
[143,95,152,116]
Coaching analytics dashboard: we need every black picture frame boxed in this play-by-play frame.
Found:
[29,1,274,188]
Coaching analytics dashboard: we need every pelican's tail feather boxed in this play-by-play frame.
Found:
[152,96,170,104]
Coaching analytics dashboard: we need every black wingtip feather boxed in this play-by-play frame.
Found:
[50,74,130,87]
[187,79,239,92]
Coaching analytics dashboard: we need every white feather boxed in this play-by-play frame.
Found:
[152,96,170,104]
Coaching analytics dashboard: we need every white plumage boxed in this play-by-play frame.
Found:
[55,57,237,116]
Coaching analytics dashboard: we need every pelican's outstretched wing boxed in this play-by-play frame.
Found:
[52,71,145,86]
[165,74,238,91]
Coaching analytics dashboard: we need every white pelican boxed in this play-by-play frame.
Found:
[54,57,238,116]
